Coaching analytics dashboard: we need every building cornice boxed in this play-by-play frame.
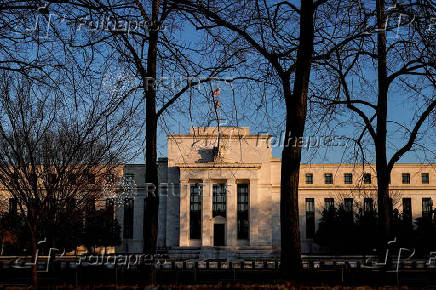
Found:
[175,162,262,169]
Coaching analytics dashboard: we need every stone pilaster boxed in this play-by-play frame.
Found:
[226,179,237,246]
[249,178,258,246]
[202,180,213,246]
[179,180,189,246]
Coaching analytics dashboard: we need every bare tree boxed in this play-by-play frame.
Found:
[173,0,369,277]
[0,69,141,287]
[43,0,246,262]
[313,0,435,247]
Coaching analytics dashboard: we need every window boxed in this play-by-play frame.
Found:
[344,198,354,221]
[68,173,77,185]
[106,198,114,218]
[305,173,313,184]
[106,198,114,209]
[402,173,410,184]
[305,198,315,239]
[364,198,373,213]
[402,198,412,224]
[123,198,134,239]
[237,184,249,240]
[9,198,17,215]
[324,198,334,210]
[190,184,202,239]
[344,198,353,212]
[88,173,95,184]
[212,184,226,218]
[344,173,353,184]
[422,173,429,184]
[66,197,76,212]
[324,173,333,184]
[48,173,57,184]
[422,198,433,220]
[86,197,95,213]
[363,173,372,184]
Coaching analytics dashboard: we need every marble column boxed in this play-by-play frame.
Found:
[202,180,213,246]
[226,179,237,246]
[179,180,189,246]
[249,178,258,246]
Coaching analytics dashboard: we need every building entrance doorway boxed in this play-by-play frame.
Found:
[214,224,225,246]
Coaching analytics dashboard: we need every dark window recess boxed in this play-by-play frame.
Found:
[422,198,433,220]
[88,174,95,184]
[237,184,249,240]
[9,198,17,215]
[344,198,354,213]
[190,183,202,239]
[86,197,95,213]
[106,198,114,217]
[66,197,76,212]
[123,198,134,239]
[68,174,77,185]
[306,198,315,239]
[363,173,372,184]
[364,198,373,213]
[306,173,313,184]
[422,173,429,184]
[324,198,334,210]
[344,173,353,184]
[325,173,333,184]
[402,173,410,184]
[48,173,57,184]
[212,184,226,218]
[402,198,412,224]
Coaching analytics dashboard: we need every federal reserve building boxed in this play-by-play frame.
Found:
[116,127,436,258]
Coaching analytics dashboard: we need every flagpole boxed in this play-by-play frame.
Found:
[217,90,221,150]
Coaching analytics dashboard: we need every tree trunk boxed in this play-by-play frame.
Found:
[280,0,314,279]
[375,0,392,245]
[143,0,160,256]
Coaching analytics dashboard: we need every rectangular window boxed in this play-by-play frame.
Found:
[363,173,372,184]
[237,184,249,240]
[324,173,333,184]
[305,198,315,239]
[344,198,353,212]
[190,184,202,239]
[422,173,429,184]
[123,198,134,239]
[344,173,353,184]
[88,173,95,185]
[66,197,76,213]
[402,198,412,224]
[324,198,334,210]
[305,173,313,184]
[364,198,373,213]
[48,173,57,184]
[86,197,95,213]
[402,173,410,184]
[68,173,77,185]
[212,184,226,218]
[106,198,114,209]
[344,198,354,221]
[9,198,17,215]
[422,198,432,220]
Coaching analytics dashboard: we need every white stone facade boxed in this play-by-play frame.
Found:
[117,127,436,257]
